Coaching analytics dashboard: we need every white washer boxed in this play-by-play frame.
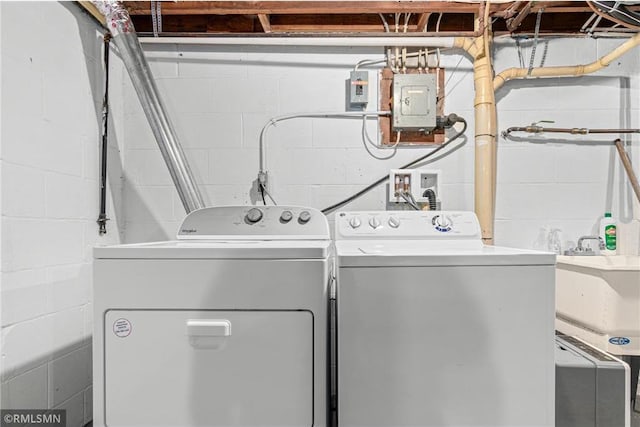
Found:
[335,210,556,427]
[93,206,330,427]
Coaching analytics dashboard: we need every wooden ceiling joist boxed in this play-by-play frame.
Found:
[124,1,506,16]
[257,14,272,33]
[415,13,431,32]
[122,1,640,36]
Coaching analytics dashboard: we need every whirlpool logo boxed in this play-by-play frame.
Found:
[609,336,631,345]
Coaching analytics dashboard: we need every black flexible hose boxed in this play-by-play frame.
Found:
[321,117,467,214]
[97,35,111,235]
[422,189,437,210]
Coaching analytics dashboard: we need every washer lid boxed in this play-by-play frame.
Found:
[336,240,555,267]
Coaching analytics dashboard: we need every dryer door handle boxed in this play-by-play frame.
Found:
[186,319,232,337]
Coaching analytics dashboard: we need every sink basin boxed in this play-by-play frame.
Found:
[556,255,640,355]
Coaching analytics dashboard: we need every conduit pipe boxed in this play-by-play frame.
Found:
[139,36,460,47]
[494,32,640,91]
[92,1,205,213]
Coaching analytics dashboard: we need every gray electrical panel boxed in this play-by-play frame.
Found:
[392,73,437,132]
[556,334,629,427]
[349,71,368,107]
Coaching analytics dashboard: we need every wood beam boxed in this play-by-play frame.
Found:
[77,1,107,27]
[124,1,514,16]
[415,12,431,32]
[257,14,272,33]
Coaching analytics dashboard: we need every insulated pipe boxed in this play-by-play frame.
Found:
[494,32,640,91]
[92,1,205,213]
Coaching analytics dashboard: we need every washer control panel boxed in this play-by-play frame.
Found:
[335,211,481,240]
[178,206,329,240]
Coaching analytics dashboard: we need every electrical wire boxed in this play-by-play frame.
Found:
[354,49,454,72]
[321,117,468,214]
[259,183,267,205]
[361,115,399,160]
[435,13,444,68]
[354,58,387,71]
[259,111,391,175]
[259,183,278,205]
[590,1,640,28]
[379,13,390,33]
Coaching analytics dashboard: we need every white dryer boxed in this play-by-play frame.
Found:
[335,210,556,427]
[93,206,330,427]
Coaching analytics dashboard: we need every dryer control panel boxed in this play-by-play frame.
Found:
[178,206,329,240]
[335,210,481,240]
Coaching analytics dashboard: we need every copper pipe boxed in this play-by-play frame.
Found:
[503,126,640,137]
[614,139,640,205]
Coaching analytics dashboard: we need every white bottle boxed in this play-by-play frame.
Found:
[600,212,617,255]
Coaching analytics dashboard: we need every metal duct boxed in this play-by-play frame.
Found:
[92,1,205,213]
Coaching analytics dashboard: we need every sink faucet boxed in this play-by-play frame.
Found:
[564,236,604,256]
[577,236,605,251]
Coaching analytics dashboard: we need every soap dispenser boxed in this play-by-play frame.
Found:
[600,212,617,255]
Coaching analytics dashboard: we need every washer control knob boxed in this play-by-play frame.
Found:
[388,216,400,228]
[246,208,264,223]
[369,217,381,229]
[349,217,362,229]
[280,210,293,223]
[298,210,312,223]
[433,214,452,232]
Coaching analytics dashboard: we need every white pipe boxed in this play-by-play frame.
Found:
[139,36,456,48]
[259,111,391,174]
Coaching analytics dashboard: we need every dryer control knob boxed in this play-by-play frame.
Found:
[369,217,381,229]
[246,208,264,223]
[349,217,362,229]
[280,210,293,222]
[299,210,312,223]
[388,216,400,228]
[434,214,452,232]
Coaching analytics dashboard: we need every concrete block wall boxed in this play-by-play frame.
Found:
[120,37,639,252]
[0,2,123,425]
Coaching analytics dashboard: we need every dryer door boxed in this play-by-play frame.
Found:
[104,310,313,426]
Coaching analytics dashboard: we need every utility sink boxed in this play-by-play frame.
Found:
[556,255,640,355]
